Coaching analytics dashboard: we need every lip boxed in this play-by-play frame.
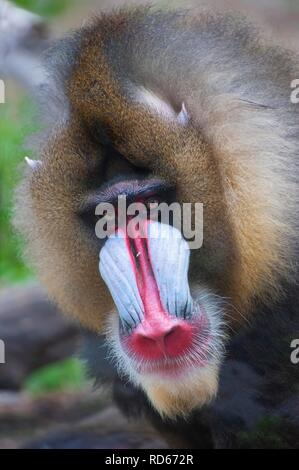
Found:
[135,355,208,378]
[81,177,173,209]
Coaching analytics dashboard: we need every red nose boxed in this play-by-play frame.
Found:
[126,318,193,360]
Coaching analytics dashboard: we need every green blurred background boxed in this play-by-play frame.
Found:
[0,0,85,394]
[0,0,71,286]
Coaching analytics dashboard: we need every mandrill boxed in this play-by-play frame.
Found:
[15,7,299,448]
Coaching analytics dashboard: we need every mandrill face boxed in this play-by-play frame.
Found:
[100,209,224,418]
[78,170,226,418]
[15,9,296,419]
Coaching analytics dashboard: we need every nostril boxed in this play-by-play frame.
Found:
[164,324,183,345]
[164,326,177,339]
[163,324,192,355]
[138,334,157,348]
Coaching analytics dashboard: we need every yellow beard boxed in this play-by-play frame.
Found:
[141,361,219,419]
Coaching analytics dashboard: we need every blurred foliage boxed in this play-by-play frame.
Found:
[1,2,72,287]
[24,358,88,395]
[13,0,71,18]
[0,98,38,285]
[238,416,291,449]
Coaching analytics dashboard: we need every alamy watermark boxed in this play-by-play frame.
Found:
[290,339,299,365]
[0,79,5,104]
[290,79,299,104]
[0,340,5,364]
[94,196,203,249]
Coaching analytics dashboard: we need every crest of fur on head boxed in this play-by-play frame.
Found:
[14,7,299,418]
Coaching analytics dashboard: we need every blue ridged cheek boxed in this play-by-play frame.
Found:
[147,222,193,318]
[99,234,144,329]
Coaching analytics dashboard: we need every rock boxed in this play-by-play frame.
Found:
[0,283,79,389]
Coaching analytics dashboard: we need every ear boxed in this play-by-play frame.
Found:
[177,103,189,126]
[135,87,190,126]
[25,157,42,170]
